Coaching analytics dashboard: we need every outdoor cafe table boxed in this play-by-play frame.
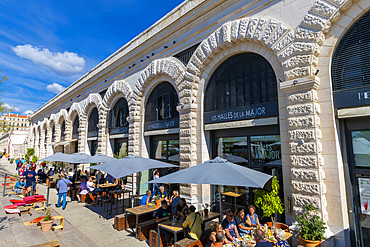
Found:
[222,231,293,246]
[222,191,241,213]
[158,211,220,246]
[125,204,160,232]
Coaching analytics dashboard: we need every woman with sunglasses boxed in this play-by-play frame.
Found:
[235,208,254,236]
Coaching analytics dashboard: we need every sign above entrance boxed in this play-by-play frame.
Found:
[204,102,278,124]
[334,86,370,109]
[144,117,179,131]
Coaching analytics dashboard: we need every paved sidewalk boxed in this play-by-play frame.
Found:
[0,158,148,247]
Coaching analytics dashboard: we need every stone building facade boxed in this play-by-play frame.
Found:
[28,0,370,246]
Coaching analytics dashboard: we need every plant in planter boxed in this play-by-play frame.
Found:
[40,208,54,232]
[254,176,284,224]
[296,204,326,247]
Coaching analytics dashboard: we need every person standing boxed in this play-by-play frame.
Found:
[56,174,72,210]
[152,170,160,197]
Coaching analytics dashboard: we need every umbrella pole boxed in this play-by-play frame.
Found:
[219,185,223,222]
[131,174,134,207]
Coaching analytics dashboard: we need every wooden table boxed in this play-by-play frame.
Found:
[125,204,160,232]
[197,210,220,223]
[223,231,293,246]
[158,220,184,246]
[222,191,241,213]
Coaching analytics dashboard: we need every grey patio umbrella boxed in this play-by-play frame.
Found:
[90,155,178,206]
[78,154,116,164]
[68,153,92,163]
[147,157,272,220]
[39,152,72,162]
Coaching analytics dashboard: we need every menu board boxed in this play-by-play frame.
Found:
[359,178,370,215]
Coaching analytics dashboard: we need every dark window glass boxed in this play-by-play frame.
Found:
[88,108,99,137]
[332,10,370,91]
[173,43,200,65]
[72,117,79,139]
[51,125,55,142]
[145,82,179,122]
[112,98,129,128]
[351,130,370,168]
[204,53,277,112]
[60,121,65,141]
[44,129,47,143]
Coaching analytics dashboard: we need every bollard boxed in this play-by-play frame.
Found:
[2,175,7,196]
[46,184,50,207]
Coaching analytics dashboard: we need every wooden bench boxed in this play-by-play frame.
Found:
[51,215,64,231]
[149,229,164,247]
[114,214,136,231]
[174,238,203,247]
[18,206,32,216]
[29,240,60,247]
[136,219,158,241]
[200,228,212,247]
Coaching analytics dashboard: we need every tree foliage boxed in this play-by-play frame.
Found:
[0,68,12,133]
[296,204,326,241]
[25,148,35,162]
[253,177,285,222]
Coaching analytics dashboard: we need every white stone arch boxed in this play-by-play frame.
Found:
[181,17,294,104]
[68,102,82,122]
[102,80,133,110]
[81,93,104,117]
[131,57,185,111]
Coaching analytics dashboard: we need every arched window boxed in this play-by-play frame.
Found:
[332,11,370,91]
[204,53,277,112]
[108,98,129,129]
[145,82,179,122]
[72,117,79,139]
[44,129,47,144]
[60,121,66,140]
[88,108,99,137]
[51,125,55,142]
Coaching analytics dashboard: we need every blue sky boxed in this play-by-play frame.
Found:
[0,0,184,115]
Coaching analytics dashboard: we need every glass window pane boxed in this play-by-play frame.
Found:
[352,131,370,167]
[250,135,281,166]
[215,137,248,165]
[153,140,167,162]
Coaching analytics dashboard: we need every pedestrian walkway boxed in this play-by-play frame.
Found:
[0,158,148,247]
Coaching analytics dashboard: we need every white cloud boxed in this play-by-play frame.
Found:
[3,103,20,112]
[12,44,85,76]
[23,110,34,115]
[46,83,66,94]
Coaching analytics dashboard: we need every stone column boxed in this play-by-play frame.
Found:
[280,76,328,223]
[177,103,199,205]
[97,109,108,155]
[127,115,140,156]
[78,117,86,154]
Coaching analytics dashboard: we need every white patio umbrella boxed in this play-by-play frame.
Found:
[90,155,179,206]
[78,154,116,164]
[39,152,72,162]
[147,157,273,220]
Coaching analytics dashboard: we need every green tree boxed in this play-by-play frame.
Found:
[254,177,285,223]
[32,156,38,163]
[25,148,35,162]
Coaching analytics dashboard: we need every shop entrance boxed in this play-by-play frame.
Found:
[211,124,284,223]
[343,116,370,247]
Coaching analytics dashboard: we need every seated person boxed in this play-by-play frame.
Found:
[155,186,168,200]
[235,208,253,236]
[76,176,88,203]
[254,229,272,247]
[175,198,188,219]
[14,176,26,196]
[156,200,172,246]
[183,205,203,240]
[274,228,290,247]
[211,231,225,247]
[141,190,152,205]
[221,209,239,242]
[86,176,102,202]
[170,190,180,213]
[246,205,261,227]
[22,168,38,195]
[98,174,106,184]
[106,173,115,184]
[206,222,229,246]
[53,170,61,182]
[68,168,74,179]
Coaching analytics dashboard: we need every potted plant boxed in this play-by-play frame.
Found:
[296,204,326,247]
[10,158,14,164]
[40,208,54,232]
[155,194,161,206]
[254,177,285,225]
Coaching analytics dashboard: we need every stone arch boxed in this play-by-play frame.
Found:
[131,57,185,110]
[181,17,295,104]
[81,93,104,117]
[68,102,83,122]
[102,80,133,110]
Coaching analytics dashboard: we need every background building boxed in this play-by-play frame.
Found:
[27,0,370,246]
[0,130,28,159]
[1,113,30,133]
